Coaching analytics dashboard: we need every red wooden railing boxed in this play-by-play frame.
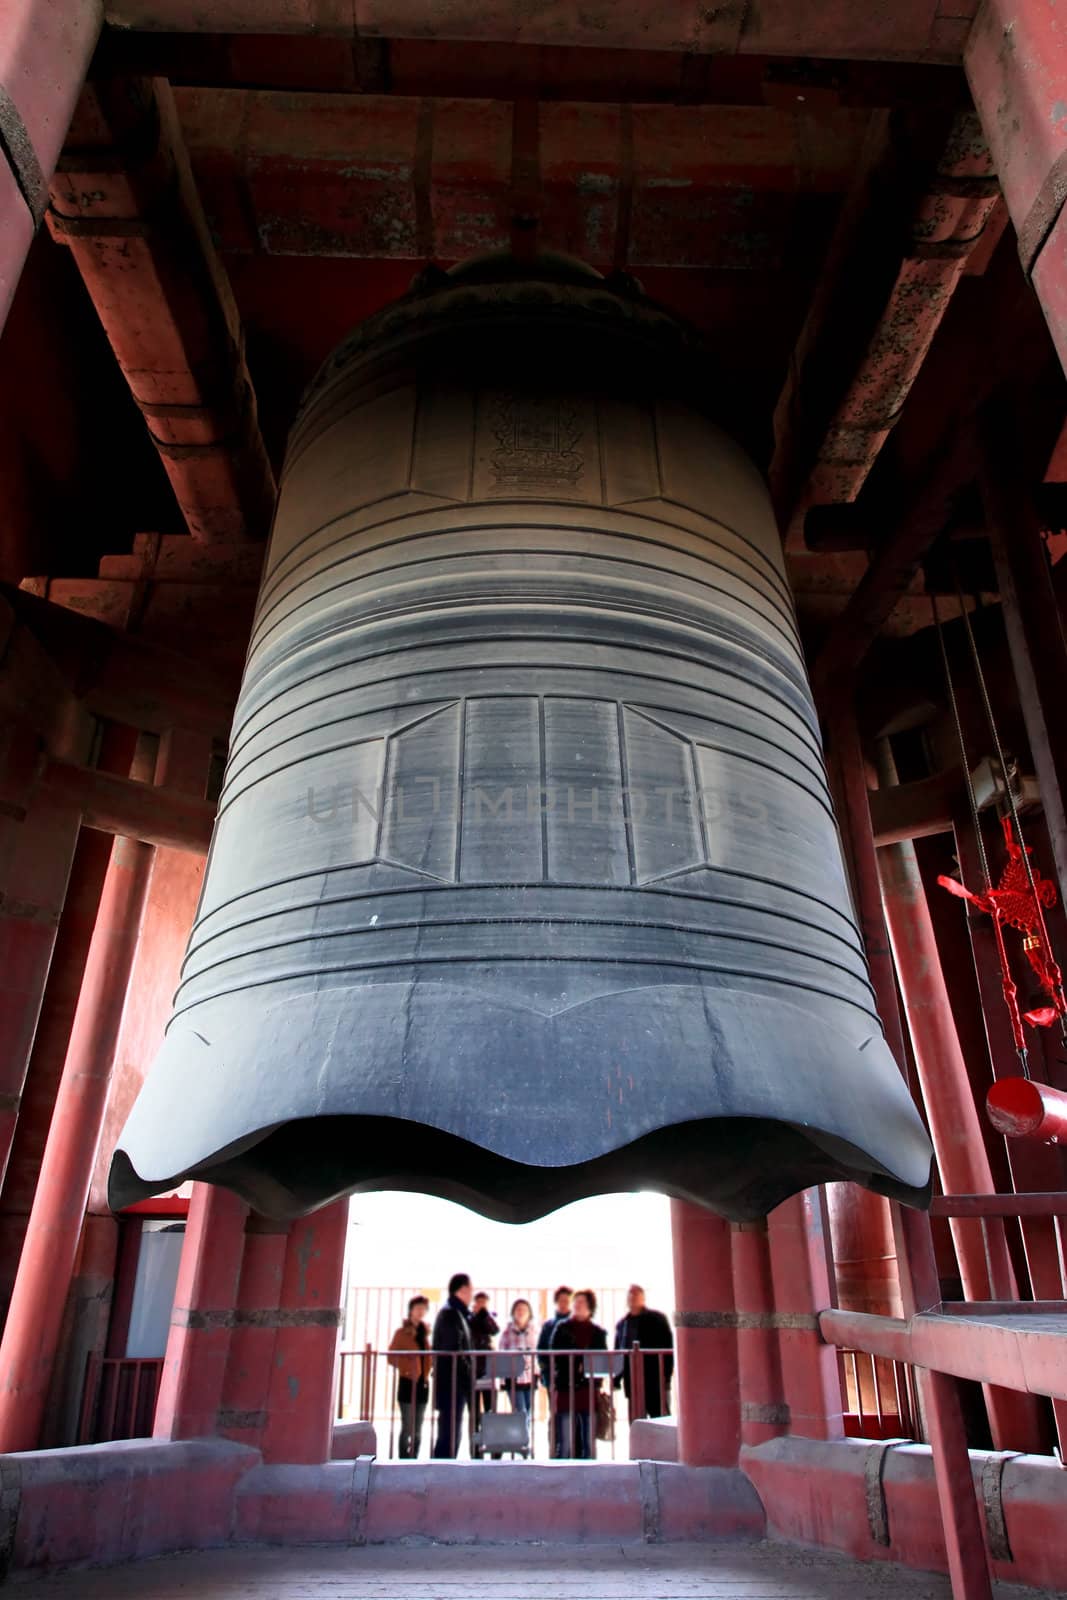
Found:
[78,1354,163,1444]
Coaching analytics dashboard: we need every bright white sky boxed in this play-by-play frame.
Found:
[345,1189,676,1316]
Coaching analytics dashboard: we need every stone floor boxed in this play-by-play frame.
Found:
[12,1543,1067,1599]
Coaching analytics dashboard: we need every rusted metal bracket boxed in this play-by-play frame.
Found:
[981,1450,1021,1563]
[864,1437,910,1546]
[349,1454,375,1547]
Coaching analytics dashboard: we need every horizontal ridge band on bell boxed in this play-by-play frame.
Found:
[111,256,932,1223]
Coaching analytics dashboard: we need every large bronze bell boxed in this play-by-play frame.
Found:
[110,256,932,1222]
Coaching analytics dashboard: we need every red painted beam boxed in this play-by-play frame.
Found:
[104,0,972,64]
[811,432,972,692]
[770,112,1004,544]
[5,582,237,740]
[868,767,963,846]
[789,115,1001,538]
[821,1305,1067,1406]
[47,78,275,543]
[175,87,869,271]
[38,759,215,854]
[931,1192,1067,1218]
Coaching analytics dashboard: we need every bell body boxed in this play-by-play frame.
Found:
[111,261,932,1221]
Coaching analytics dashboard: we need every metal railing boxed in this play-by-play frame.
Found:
[338,1345,674,1460]
[78,1355,163,1444]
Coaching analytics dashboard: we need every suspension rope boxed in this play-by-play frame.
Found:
[952,561,1067,1050]
[933,591,1031,1075]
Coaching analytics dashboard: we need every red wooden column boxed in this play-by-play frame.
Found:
[147,727,265,1447]
[966,0,1067,377]
[160,1196,347,1462]
[215,1214,291,1449]
[730,1220,787,1447]
[877,744,1048,1453]
[826,701,993,1600]
[766,1190,843,1441]
[0,726,137,1317]
[0,732,82,1189]
[0,0,101,326]
[153,1183,249,1441]
[670,1198,740,1467]
[820,692,904,1339]
[0,798,154,1451]
[259,1200,348,1464]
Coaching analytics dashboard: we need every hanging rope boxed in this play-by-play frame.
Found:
[933,584,1067,1072]
[933,594,1030,1075]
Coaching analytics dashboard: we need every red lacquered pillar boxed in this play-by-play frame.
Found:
[0,761,81,1190]
[826,703,995,1600]
[878,744,1048,1453]
[153,1183,249,1441]
[730,1219,787,1447]
[215,1213,290,1450]
[670,1197,740,1466]
[966,1,1067,379]
[820,692,904,1338]
[259,1199,348,1465]
[0,821,153,1451]
[0,0,101,327]
[877,820,1015,1297]
[0,724,137,1316]
[766,1190,843,1441]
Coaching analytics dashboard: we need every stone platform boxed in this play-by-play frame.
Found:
[4,1437,1067,1594]
[9,1541,1067,1598]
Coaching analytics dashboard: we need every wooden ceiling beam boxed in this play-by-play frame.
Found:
[771,112,1003,551]
[1,582,236,742]
[46,76,276,544]
[101,1,973,64]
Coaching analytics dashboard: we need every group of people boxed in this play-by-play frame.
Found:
[387,1278,674,1460]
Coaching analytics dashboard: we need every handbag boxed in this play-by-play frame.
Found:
[595,1388,615,1442]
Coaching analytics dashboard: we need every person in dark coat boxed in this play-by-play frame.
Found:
[537,1285,572,1386]
[432,1272,473,1457]
[613,1283,674,1419]
[468,1291,500,1451]
[537,1285,572,1455]
[549,1288,608,1459]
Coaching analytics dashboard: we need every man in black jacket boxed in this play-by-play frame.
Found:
[613,1283,674,1419]
[432,1272,473,1457]
[537,1285,572,1457]
[537,1285,572,1385]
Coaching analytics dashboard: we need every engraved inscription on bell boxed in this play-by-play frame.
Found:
[488,393,585,494]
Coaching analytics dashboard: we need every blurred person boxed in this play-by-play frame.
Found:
[537,1285,573,1456]
[549,1288,608,1460]
[432,1272,473,1458]
[613,1283,674,1420]
[498,1297,536,1418]
[388,1294,432,1458]
[537,1285,572,1385]
[469,1291,500,1452]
